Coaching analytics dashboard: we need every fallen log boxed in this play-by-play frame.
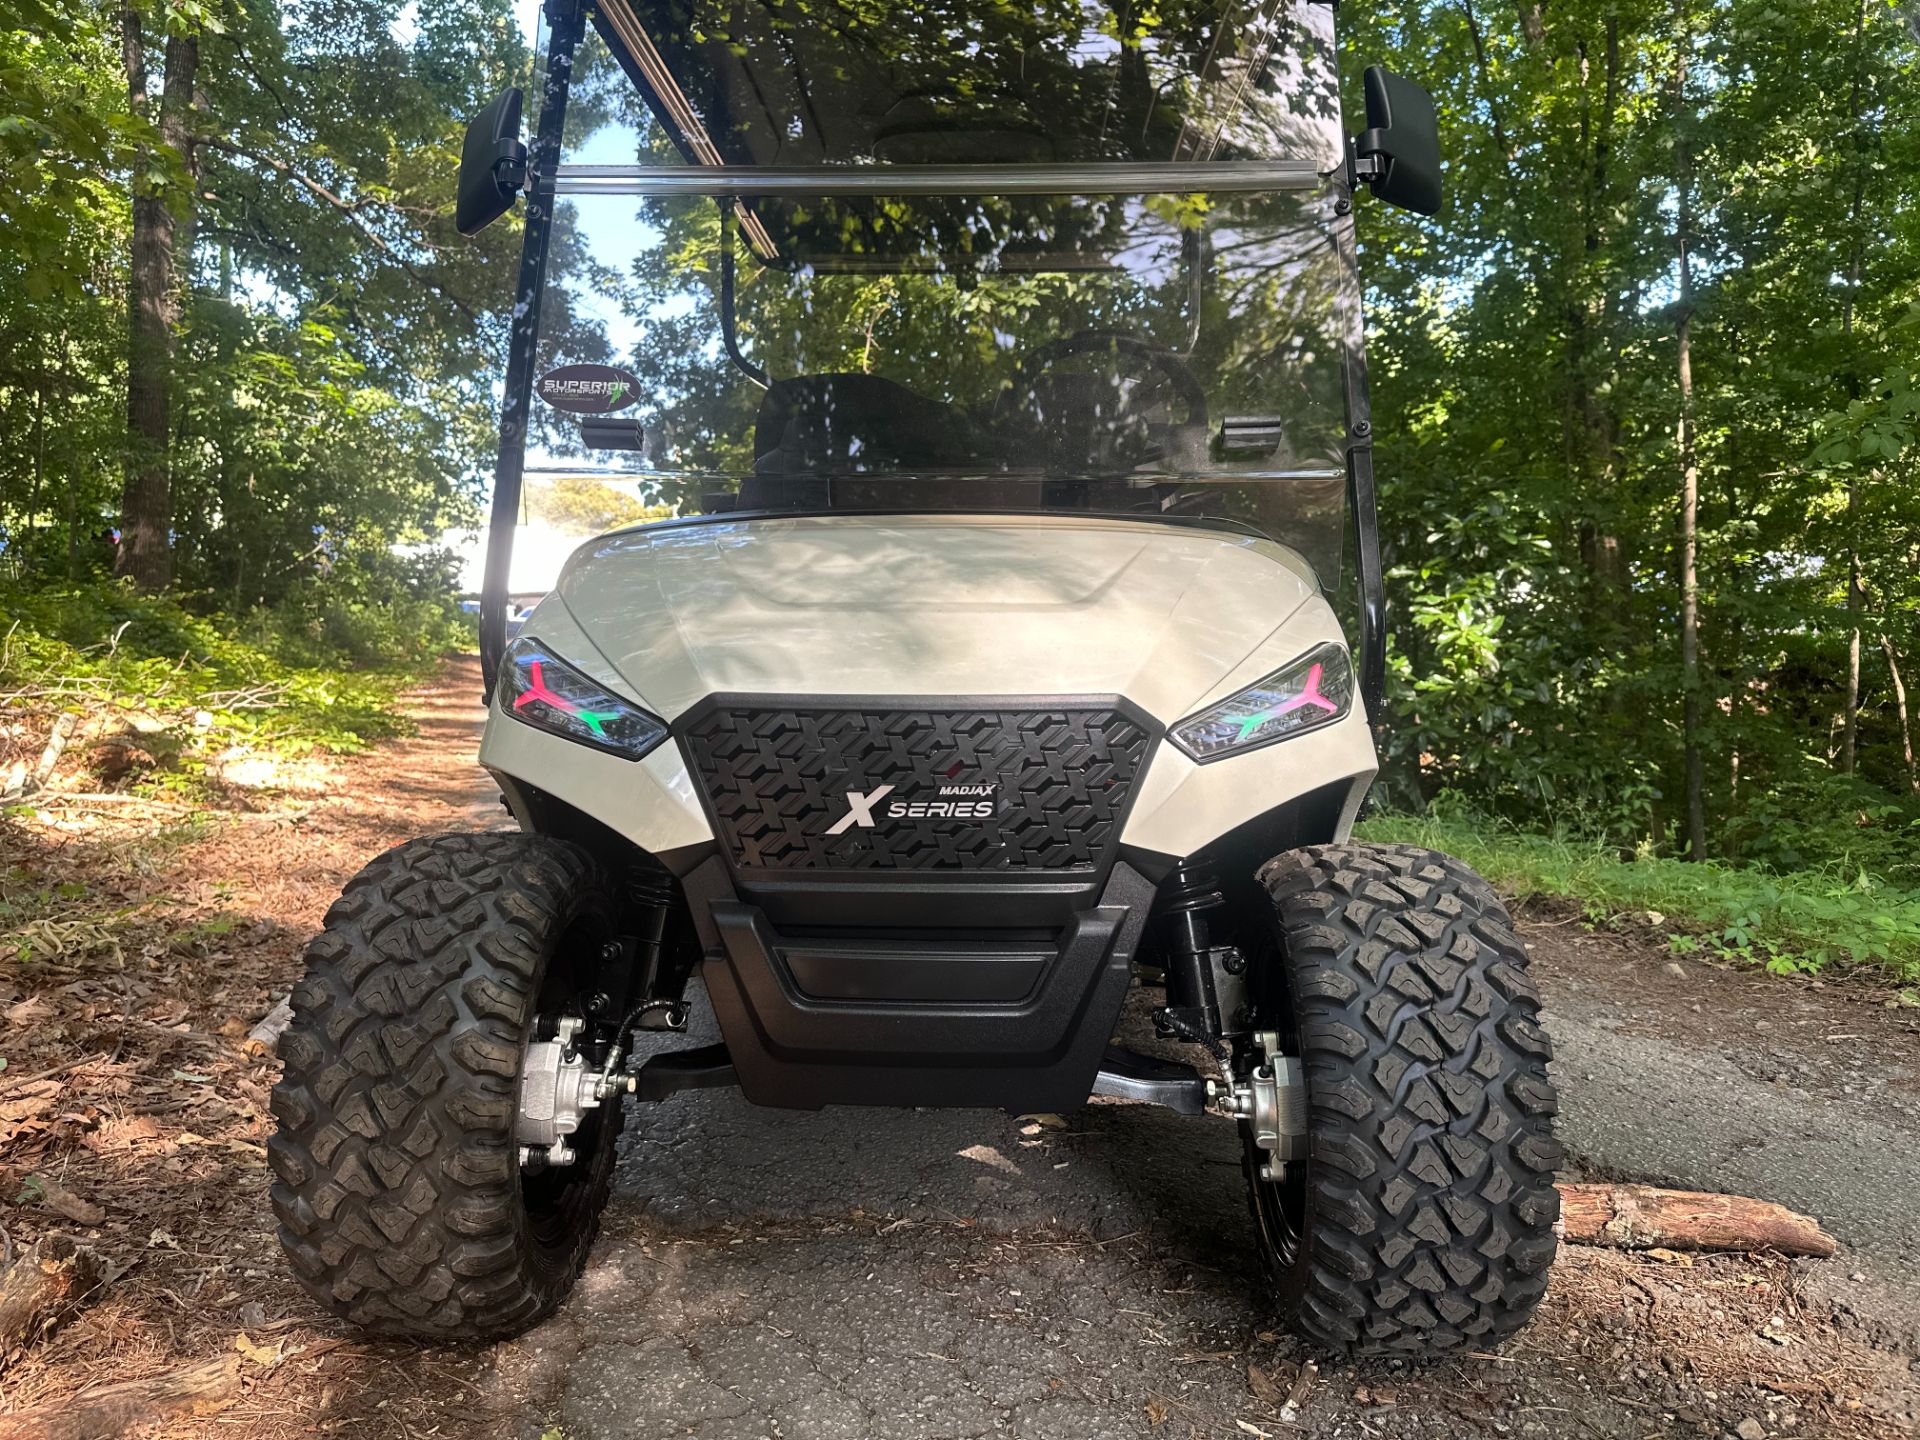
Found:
[244,992,294,1057]
[1556,1182,1837,1258]
[0,1355,241,1440]
[0,1237,109,1372]
[3,713,80,801]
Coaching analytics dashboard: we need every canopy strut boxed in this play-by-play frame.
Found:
[480,0,585,699]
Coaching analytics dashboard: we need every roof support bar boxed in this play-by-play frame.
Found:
[480,0,586,699]
[548,161,1326,197]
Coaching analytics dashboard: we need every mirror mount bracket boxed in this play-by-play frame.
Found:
[493,142,528,193]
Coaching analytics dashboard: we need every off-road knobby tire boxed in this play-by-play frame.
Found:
[1250,843,1561,1357]
[268,832,621,1339]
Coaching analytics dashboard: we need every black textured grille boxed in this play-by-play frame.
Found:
[679,703,1154,872]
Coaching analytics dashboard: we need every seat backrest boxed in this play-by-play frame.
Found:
[753,373,1001,473]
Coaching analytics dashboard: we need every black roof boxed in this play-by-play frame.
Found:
[589,0,1342,171]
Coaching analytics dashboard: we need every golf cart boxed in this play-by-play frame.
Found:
[268,0,1561,1356]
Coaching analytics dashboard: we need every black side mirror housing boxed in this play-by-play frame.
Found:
[1351,66,1442,217]
[456,88,527,236]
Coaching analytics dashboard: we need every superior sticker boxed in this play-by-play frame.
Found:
[536,363,641,414]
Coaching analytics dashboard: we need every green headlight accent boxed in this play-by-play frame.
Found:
[574,708,620,739]
[498,636,669,761]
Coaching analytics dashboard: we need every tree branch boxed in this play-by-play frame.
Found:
[200,137,480,323]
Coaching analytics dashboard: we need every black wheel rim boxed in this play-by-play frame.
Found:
[1244,1111,1309,1269]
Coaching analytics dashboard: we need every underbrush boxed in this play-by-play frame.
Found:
[0,579,459,801]
[1356,809,1920,985]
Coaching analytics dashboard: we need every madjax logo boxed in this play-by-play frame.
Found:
[825,783,998,833]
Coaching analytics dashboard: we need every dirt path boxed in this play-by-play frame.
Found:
[0,659,510,1436]
[1539,918,1920,1353]
[2,660,1916,1438]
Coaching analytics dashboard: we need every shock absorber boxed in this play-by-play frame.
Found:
[578,865,685,1031]
[1155,861,1228,1046]
[623,865,688,1028]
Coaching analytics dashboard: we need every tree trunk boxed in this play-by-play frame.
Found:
[1517,2,1545,49]
[117,17,198,592]
[0,1237,109,1373]
[1844,533,1863,775]
[1837,0,1872,776]
[1672,7,1706,863]
[1556,1182,1836,1258]
[1570,19,1628,619]
[1881,635,1918,794]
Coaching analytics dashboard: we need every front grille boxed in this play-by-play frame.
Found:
[679,702,1154,872]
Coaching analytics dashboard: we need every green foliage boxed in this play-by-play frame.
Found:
[0,0,521,609]
[1343,0,1920,875]
[526,477,673,538]
[1358,808,1920,982]
[1715,769,1920,883]
[0,579,449,760]
[0,4,156,294]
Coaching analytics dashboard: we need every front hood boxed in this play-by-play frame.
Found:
[551,513,1326,723]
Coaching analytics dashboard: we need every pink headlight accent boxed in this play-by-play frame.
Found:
[1278,663,1339,717]
[512,660,579,716]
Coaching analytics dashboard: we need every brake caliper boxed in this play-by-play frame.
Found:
[517,1016,629,1167]
[1218,1029,1307,1182]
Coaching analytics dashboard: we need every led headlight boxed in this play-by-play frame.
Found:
[1170,642,1355,762]
[498,636,668,760]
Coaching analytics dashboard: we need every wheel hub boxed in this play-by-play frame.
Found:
[517,1016,630,1167]
[1219,1029,1307,1181]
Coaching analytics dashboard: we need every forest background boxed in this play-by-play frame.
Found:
[2,0,1917,976]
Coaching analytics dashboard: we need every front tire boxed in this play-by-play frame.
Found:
[1247,843,1561,1357]
[268,832,622,1339]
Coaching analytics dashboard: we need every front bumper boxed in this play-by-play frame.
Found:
[684,857,1153,1111]
[667,695,1160,1109]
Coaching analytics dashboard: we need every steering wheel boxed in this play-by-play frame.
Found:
[1003,328,1209,427]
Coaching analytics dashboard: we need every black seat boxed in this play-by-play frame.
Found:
[752,373,1002,474]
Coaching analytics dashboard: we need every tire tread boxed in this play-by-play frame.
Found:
[1256,842,1561,1356]
[268,831,618,1339]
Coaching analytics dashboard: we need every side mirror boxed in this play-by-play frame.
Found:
[456,87,527,236]
[1351,66,1442,217]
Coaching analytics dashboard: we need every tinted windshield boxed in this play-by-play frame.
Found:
[531,186,1355,575]
[587,0,1345,170]
[524,2,1358,581]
